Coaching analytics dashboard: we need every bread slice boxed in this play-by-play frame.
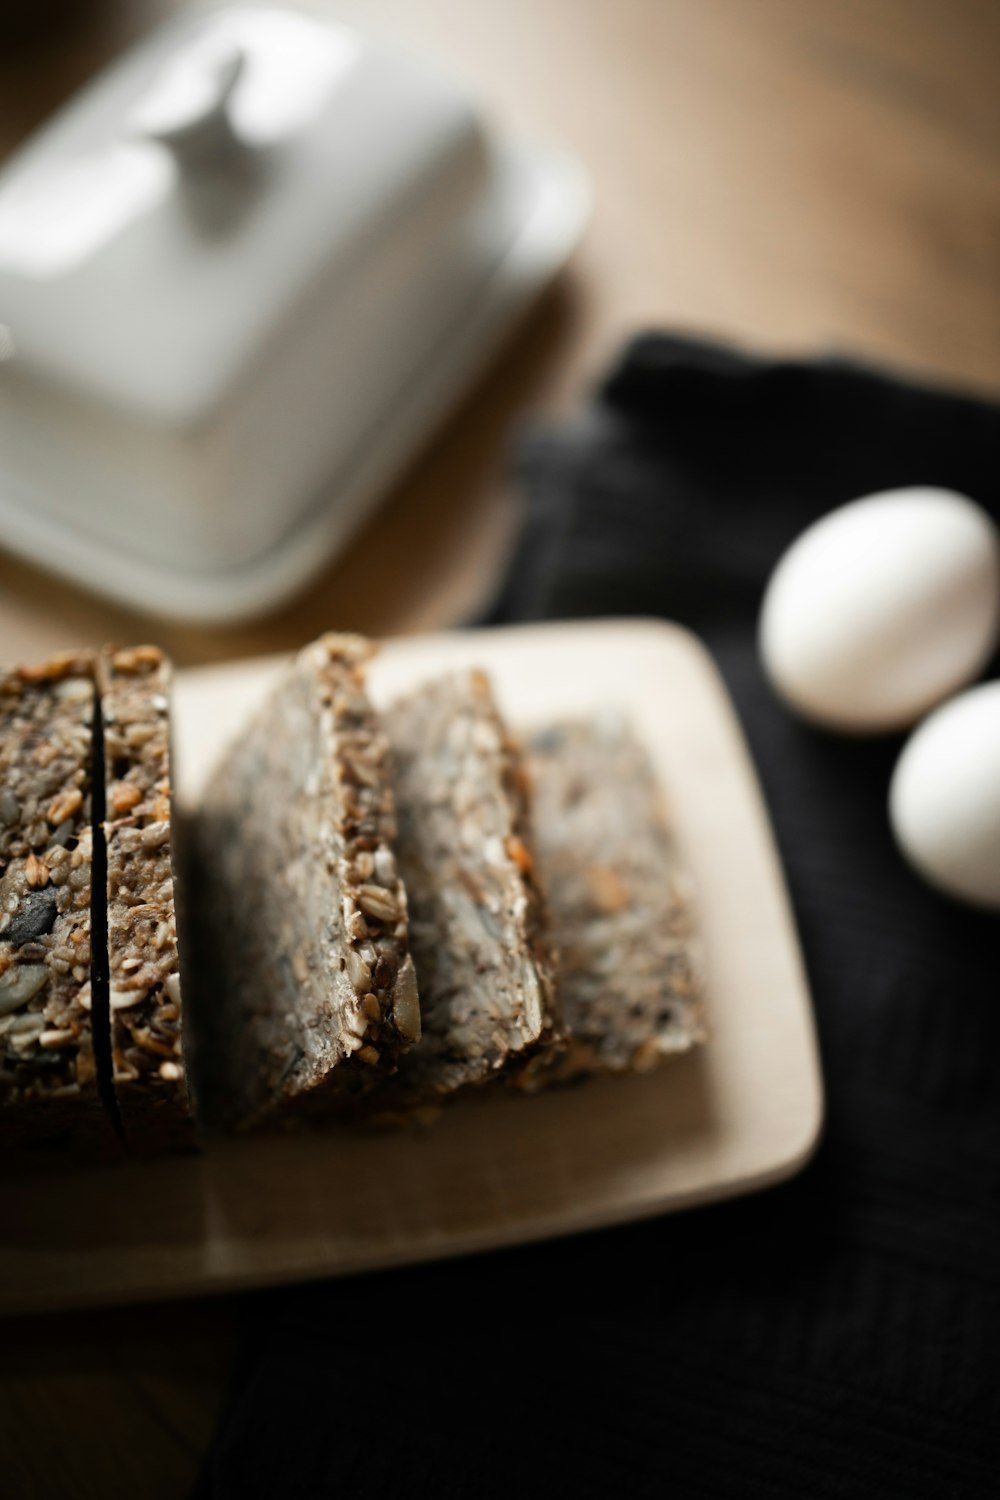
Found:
[0,652,110,1149]
[191,635,419,1129]
[379,670,561,1109]
[97,645,192,1150]
[527,717,706,1076]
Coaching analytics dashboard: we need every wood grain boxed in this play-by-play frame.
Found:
[1,3,997,1495]
[2,1299,234,1500]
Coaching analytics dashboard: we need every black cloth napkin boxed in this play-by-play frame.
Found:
[200,335,1000,1499]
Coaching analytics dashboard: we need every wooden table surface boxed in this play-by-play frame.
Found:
[2,1,998,1494]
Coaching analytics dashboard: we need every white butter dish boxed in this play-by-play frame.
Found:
[0,4,589,622]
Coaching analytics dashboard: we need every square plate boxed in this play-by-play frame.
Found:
[0,620,822,1315]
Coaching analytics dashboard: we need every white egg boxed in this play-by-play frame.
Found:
[759,488,1000,732]
[890,681,1000,909]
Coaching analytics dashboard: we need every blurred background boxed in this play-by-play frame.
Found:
[0,0,997,665]
[1,2,998,1495]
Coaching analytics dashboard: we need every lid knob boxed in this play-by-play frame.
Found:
[130,42,246,171]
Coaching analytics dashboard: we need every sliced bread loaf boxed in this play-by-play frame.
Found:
[380,669,561,1109]
[0,653,109,1149]
[97,645,192,1149]
[527,717,706,1076]
[191,635,419,1128]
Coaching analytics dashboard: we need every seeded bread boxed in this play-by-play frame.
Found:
[97,645,192,1150]
[0,653,110,1149]
[191,634,419,1129]
[379,670,561,1109]
[527,717,706,1076]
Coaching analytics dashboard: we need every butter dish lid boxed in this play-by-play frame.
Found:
[0,4,590,622]
[0,5,491,423]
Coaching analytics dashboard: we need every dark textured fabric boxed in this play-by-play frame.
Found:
[200,335,1000,1499]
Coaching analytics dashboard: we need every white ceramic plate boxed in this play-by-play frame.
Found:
[0,620,822,1315]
